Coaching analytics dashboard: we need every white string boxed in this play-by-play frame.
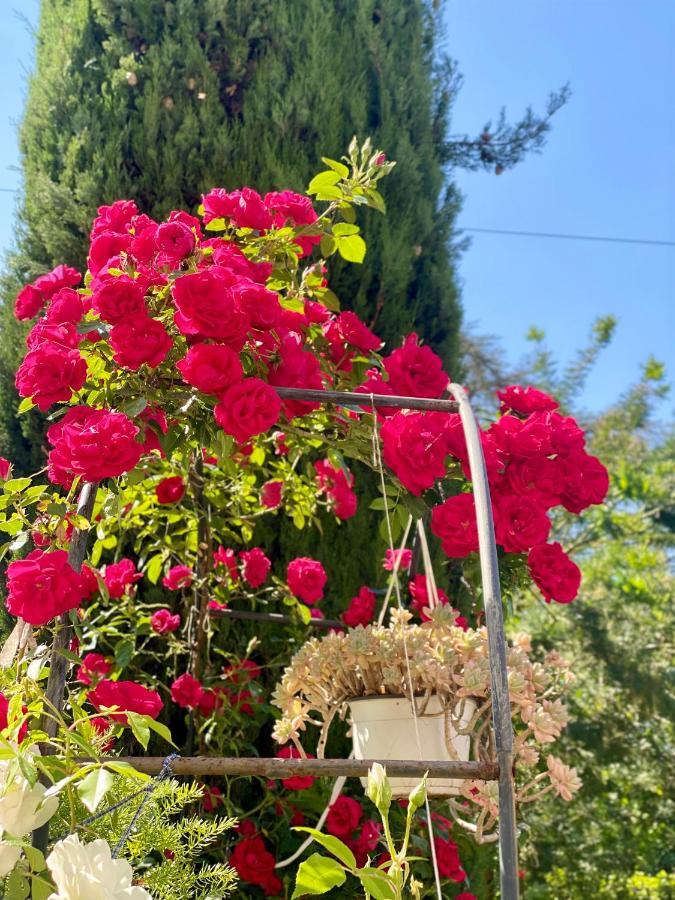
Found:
[376,514,413,626]
[417,519,441,611]
[369,397,444,900]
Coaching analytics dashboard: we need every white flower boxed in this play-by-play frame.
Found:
[47,834,152,899]
[0,839,21,877]
[0,777,58,838]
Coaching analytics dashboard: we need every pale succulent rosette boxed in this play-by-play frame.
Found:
[272,606,580,841]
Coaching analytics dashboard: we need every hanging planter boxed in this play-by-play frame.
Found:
[350,693,477,797]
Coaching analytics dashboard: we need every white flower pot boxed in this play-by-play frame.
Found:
[349,694,476,798]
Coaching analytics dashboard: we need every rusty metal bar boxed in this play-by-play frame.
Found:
[274,386,459,414]
[210,607,343,629]
[100,756,499,780]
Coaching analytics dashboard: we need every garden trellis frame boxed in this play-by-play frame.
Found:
[42,384,520,899]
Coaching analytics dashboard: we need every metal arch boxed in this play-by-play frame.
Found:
[36,386,519,895]
[448,383,519,899]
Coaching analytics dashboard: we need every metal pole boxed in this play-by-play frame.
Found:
[274,386,458,414]
[448,384,519,900]
[33,481,97,853]
[94,756,499,780]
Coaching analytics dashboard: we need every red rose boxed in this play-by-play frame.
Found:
[343,586,376,627]
[381,411,449,496]
[434,836,466,882]
[103,558,142,599]
[46,406,143,484]
[489,413,553,460]
[77,652,112,686]
[176,343,242,395]
[408,574,450,620]
[240,548,271,588]
[214,378,281,443]
[110,315,172,370]
[494,494,551,553]
[497,384,558,416]
[91,275,146,324]
[15,341,87,411]
[505,456,563,509]
[559,452,609,513]
[230,834,282,896]
[14,265,81,320]
[431,494,479,558]
[276,745,316,790]
[155,476,185,504]
[87,231,132,276]
[80,564,100,598]
[155,220,196,266]
[45,288,85,325]
[228,187,273,231]
[267,332,324,419]
[384,333,448,399]
[287,557,327,605]
[139,406,168,455]
[6,549,87,626]
[171,267,250,347]
[265,190,317,227]
[213,546,239,580]
[383,548,412,571]
[528,542,582,604]
[201,188,238,224]
[326,795,362,840]
[162,565,193,590]
[261,481,283,508]
[0,457,11,480]
[331,311,383,354]
[90,200,138,239]
[201,784,224,813]
[88,679,163,723]
[231,281,283,330]
[209,239,272,283]
[170,673,204,709]
[349,819,382,867]
[0,691,28,743]
[315,459,358,520]
[151,608,182,634]
[548,412,586,455]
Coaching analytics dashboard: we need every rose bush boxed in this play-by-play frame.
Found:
[0,140,608,896]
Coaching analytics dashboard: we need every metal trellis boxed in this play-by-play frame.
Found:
[41,385,520,898]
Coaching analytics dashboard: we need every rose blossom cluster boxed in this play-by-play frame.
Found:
[381,383,608,605]
[170,659,263,719]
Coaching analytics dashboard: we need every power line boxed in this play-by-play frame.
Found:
[462,226,675,248]
[0,183,672,247]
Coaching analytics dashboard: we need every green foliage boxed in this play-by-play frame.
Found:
[510,349,675,897]
[0,0,466,468]
[52,776,238,899]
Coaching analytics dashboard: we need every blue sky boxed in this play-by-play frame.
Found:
[1,1,673,415]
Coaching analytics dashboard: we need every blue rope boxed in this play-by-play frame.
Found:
[112,753,180,858]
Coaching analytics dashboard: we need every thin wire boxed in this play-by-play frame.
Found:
[463,226,675,247]
[370,397,444,900]
[376,516,413,626]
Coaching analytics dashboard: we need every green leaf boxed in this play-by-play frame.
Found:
[320,234,337,257]
[320,289,340,312]
[336,234,366,264]
[30,875,55,900]
[3,478,32,494]
[293,828,356,869]
[126,711,150,749]
[355,868,397,900]
[77,767,115,813]
[120,396,147,418]
[292,854,346,898]
[332,223,360,237]
[147,718,176,747]
[23,845,46,873]
[146,552,165,585]
[17,397,35,414]
[307,170,341,194]
[321,157,349,178]
[114,639,135,669]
